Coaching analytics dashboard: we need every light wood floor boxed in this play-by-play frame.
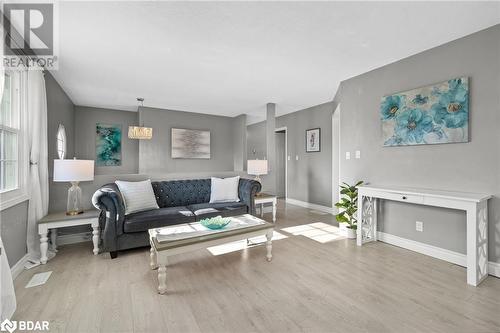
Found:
[13,201,500,333]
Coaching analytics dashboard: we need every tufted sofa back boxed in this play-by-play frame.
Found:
[151,179,212,208]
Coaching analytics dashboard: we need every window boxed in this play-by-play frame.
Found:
[0,70,28,210]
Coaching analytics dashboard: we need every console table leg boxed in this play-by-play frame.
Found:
[466,201,488,286]
[357,195,377,246]
[266,230,273,262]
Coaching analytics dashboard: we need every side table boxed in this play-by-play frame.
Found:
[254,194,277,222]
[38,210,100,264]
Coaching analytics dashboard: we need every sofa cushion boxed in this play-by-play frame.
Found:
[152,179,211,208]
[187,202,247,220]
[124,206,195,233]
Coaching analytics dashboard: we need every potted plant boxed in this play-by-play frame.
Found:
[335,181,363,239]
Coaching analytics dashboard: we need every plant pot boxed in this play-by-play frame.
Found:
[346,227,357,239]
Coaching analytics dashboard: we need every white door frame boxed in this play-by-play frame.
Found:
[332,105,341,212]
[275,126,287,198]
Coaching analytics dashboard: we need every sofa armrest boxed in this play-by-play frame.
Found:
[92,183,126,252]
[238,178,261,215]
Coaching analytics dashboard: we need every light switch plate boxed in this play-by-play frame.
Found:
[287,156,291,161]
[296,155,299,160]
[345,152,351,160]
[416,221,424,232]
[355,150,361,159]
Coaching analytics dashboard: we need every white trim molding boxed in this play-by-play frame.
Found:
[285,198,335,215]
[11,253,29,279]
[0,194,30,211]
[488,261,500,278]
[377,232,500,279]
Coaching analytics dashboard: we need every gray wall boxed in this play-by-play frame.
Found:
[46,72,75,170]
[46,72,76,213]
[74,106,139,176]
[338,25,500,261]
[0,202,28,267]
[232,114,247,172]
[138,106,235,175]
[266,104,277,195]
[246,101,334,206]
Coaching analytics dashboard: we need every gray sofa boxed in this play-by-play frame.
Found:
[92,178,261,258]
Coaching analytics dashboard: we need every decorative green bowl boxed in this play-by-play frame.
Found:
[200,216,231,230]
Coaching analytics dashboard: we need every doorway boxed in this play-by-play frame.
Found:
[275,127,287,198]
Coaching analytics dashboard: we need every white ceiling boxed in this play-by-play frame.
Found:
[52,1,500,124]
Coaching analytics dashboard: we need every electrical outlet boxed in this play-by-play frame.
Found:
[355,150,361,159]
[346,152,351,160]
[416,221,424,232]
[295,155,299,160]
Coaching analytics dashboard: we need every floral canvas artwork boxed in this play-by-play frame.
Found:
[96,123,122,166]
[381,77,469,146]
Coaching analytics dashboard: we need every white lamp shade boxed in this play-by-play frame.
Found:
[247,159,268,176]
[53,159,95,182]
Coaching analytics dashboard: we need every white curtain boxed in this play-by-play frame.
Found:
[26,67,50,265]
[0,57,17,321]
[0,237,16,320]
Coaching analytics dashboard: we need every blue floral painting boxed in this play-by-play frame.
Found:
[381,77,469,146]
[96,123,122,166]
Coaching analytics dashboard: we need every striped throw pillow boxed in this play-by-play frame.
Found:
[115,179,159,215]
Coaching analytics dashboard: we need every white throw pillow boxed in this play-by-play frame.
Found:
[115,179,159,215]
[210,176,240,203]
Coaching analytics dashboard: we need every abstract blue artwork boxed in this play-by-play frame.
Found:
[96,123,122,166]
[381,77,469,146]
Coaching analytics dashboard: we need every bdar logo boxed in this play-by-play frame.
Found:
[0,319,17,333]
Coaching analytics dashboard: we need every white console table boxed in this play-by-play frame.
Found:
[356,185,491,286]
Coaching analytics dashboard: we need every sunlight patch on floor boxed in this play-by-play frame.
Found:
[281,222,345,243]
[207,231,288,256]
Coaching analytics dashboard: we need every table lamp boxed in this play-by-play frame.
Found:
[54,159,95,215]
[247,159,268,183]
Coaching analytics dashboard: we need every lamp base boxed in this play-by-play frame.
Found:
[67,181,83,216]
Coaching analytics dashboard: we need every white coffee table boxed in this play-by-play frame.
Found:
[149,214,274,294]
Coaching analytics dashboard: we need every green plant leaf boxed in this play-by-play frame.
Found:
[336,214,349,223]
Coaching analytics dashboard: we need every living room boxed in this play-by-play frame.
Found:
[1,1,500,332]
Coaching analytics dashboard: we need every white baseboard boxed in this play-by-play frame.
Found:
[377,231,500,278]
[57,232,92,246]
[489,261,500,278]
[11,253,29,279]
[285,198,335,214]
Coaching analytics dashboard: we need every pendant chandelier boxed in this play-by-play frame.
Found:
[128,97,153,140]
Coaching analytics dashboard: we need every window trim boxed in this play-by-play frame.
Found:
[0,70,30,211]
